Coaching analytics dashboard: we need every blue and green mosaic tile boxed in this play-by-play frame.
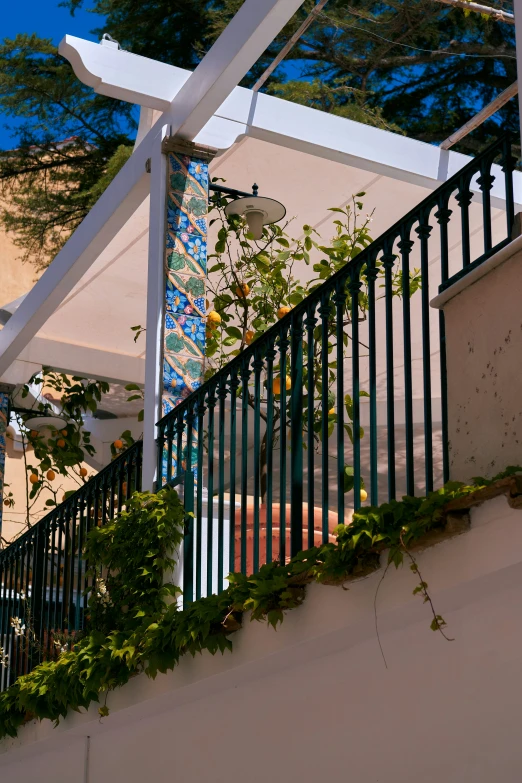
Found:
[167,193,207,235]
[168,153,208,199]
[166,232,207,274]
[166,275,206,318]
[165,313,205,358]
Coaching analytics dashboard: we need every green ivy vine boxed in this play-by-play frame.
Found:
[1,466,520,741]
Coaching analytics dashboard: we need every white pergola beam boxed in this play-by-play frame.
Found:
[59,36,191,110]
[59,38,522,205]
[1,338,144,387]
[21,337,144,386]
[163,0,306,140]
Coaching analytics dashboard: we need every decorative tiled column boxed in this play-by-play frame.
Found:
[161,139,216,416]
[0,383,13,536]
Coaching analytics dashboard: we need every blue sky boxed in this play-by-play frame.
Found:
[0,0,105,148]
[0,1,307,150]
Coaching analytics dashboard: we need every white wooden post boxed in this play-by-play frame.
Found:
[142,126,169,491]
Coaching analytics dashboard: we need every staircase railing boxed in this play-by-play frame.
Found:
[0,440,142,691]
[157,134,516,604]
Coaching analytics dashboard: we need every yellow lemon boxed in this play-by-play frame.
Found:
[56,439,66,448]
[29,473,39,485]
[272,375,292,395]
[245,330,255,345]
[207,311,221,328]
[360,489,368,502]
[235,282,250,298]
[46,470,56,481]
[113,439,123,450]
[79,467,88,477]
[328,407,335,415]
[277,306,291,320]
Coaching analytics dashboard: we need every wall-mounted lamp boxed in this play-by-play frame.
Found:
[224,189,286,240]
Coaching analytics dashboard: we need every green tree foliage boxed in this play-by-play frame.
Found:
[0,34,134,270]
[67,0,517,148]
[0,1,517,268]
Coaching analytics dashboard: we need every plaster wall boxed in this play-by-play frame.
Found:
[441,245,522,481]
[2,496,522,782]
[0,220,38,310]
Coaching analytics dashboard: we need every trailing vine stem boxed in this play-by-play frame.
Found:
[373,561,392,669]
[404,550,454,642]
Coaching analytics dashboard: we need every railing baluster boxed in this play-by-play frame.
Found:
[240,362,250,575]
[26,538,34,673]
[290,313,304,556]
[67,503,77,633]
[55,511,64,636]
[196,398,206,600]
[32,524,45,670]
[305,306,317,548]
[436,198,452,485]
[217,378,227,590]
[175,415,184,482]
[398,228,415,497]
[75,495,85,632]
[12,548,20,681]
[349,267,363,511]
[456,175,473,269]
[206,387,216,594]
[319,292,330,543]
[366,252,379,507]
[416,213,434,493]
[6,554,15,687]
[228,371,239,574]
[502,134,515,238]
[279,325,290,562]
[265,341,276,565]
[47,517,57,660]
[382,246,397,500]
[183,404,195,604]
[478,157,494,255]
[333,282,346,524]
[252,349,263,573]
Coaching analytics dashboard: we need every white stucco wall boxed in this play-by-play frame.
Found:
[0,28,518,779]
[2,495,522,782]
[433,238,522,482]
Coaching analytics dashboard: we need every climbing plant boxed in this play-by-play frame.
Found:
[3,368,137,540]
[2,466,520,741]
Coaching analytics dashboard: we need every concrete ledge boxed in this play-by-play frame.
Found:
[430,232,522,310]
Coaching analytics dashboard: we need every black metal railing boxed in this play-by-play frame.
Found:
[0,440,142,691]
[157,134,516,604]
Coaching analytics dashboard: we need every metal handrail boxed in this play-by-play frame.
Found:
[157,133,515,604]
[160,134,514,427]
[0,440,143,690]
